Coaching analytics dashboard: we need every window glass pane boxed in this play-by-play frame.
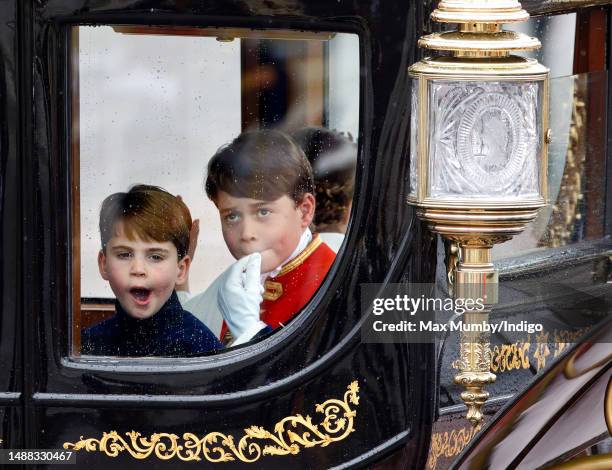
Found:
[509,12,576,79]
[494,11,611,259]
[79,26,242,298]
[73,25,360,357]
[494,71,609,259]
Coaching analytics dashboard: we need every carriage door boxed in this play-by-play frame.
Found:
[16,1,392,468]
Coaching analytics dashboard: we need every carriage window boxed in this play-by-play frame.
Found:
[493,9,611,259]
[71,25,360,357]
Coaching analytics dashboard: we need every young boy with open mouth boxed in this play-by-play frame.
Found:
[81,184,223,356]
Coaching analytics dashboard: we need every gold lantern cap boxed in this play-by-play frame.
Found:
[432,0,529,24]
[421,0,540,57]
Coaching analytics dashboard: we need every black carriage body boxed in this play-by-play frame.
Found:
[2,1,611,469]
[2,1,437,469]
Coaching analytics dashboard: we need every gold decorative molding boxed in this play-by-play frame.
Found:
[564,348,612,380]
[63,381,359,463]
[533,331,551,371]
[277,234,322,277]
[427,424,482,470]
[546,454,612,469]
[444,240,459,291]
[452,305,496,426]
[451,328,590,374]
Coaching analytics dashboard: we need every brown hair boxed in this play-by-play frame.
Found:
[291,127,356,231]
[99,185,192,259]
[205,130,314,205]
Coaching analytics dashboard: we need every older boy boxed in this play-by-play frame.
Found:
[82,185,223,356]
[183,130,336,340]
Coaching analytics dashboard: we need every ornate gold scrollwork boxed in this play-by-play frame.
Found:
[63,381,359,463]
[444,240,459,291]
[452,328,590,374]
[427,424,482,470]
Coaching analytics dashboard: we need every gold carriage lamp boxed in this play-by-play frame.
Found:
[407,0,550,425]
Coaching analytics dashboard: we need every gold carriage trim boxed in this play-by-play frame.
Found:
[277,234,323,277]
[63,381,359,463]
[427,424,482,470]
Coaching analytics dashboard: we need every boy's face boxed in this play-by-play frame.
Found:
[98,221,189,319]
[216,191,315,273]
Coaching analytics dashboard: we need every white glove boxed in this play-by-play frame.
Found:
[217,253,268,345]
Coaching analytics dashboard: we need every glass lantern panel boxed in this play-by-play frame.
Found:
[409,77,419,197]
[428,80,542,200]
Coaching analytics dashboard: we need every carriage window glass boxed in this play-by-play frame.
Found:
[493,10,611,260]
[71,25,360,357]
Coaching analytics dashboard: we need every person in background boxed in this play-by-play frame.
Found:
[291,127,357,253]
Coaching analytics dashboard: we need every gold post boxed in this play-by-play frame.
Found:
[453,241,498,425]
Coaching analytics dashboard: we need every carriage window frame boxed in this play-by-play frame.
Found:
[65,22,364,367]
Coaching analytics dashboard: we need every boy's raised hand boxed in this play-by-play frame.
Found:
[217,253,268,345]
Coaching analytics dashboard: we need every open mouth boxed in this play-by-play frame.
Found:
[130,287,152,305]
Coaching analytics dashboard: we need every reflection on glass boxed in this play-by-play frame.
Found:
[409,78,419,197]
[494,10,610,259]
[508,12,576,79]
[73,26,359,356]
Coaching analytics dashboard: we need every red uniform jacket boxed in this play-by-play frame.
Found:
[260,234,336,328]
[221,235,336,339]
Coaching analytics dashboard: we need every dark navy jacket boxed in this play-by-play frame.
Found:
[82,291,223,356]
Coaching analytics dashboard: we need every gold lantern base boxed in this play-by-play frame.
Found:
[449,239,499,425]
